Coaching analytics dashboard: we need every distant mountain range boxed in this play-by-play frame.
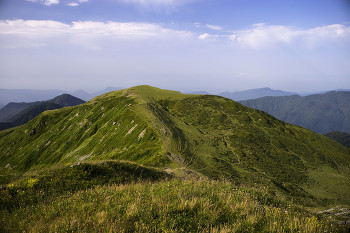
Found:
[2,86,348,106]
[0,87,122,106]
[218,87,297,101]
[0,94,85,131]
[240,91,350,134]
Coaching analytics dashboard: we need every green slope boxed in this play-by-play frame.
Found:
[1,85,350,205]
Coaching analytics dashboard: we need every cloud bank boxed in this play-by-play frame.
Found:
[2,20,349,50]
[199,23,350,48]
[0,20,192,49]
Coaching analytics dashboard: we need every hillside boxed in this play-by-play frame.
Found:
[324,131,350,148]
[219,87,295,101]
[240,91,350,134]
[1,85,349,205]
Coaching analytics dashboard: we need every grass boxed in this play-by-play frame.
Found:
[302,166,350,204]
[0,160,171,211]
[1,177,347,232]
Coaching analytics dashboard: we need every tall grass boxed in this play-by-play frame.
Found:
[1,179,345,232]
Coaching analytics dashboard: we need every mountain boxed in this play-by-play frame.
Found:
[0,104,4,110]
[0,102,40,122]
[4,102,63,129]
[0,94,85,122]
[0,94,85,131]
[240,91,350,134]
[324,131,350,148]
[300,89,350,96]
[0,87,123,106]
[219,87,296,101]
[1,85,349,206]
[48,94,86,107]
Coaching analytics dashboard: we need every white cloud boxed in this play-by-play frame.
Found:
[205,24,223,31]
[68,2,79,6]
[0,20,193,49]
[1,20,349,51]
[198,33,211,40]
[200,23,350,49]
[78,0,88,2]
[26,0,59,6]
[117,0,199,11]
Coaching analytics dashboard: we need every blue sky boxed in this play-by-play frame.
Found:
[0,0,350,93]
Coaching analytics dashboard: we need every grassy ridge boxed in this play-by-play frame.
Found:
[1,85,350,206]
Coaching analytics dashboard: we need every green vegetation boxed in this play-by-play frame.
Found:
[239,91,350,134]
[0,85,350,232]
[0,160,171,211]
[1,167,347,232]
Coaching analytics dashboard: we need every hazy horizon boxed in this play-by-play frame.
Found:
[1,0,350,93]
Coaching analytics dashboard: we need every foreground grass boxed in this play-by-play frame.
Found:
[1,178,346,232]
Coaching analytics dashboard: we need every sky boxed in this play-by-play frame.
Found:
[0,0,350,93]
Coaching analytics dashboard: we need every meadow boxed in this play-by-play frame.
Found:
[0,161,348,232]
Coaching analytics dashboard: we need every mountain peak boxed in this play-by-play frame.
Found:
[49,93,85,107]
[95,85,195,103]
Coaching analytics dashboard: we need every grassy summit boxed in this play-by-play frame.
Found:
[0,85,350,232]
[1,85,350,203]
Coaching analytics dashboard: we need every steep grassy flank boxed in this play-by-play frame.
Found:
[1,85,350,205]
[0,94,169,176]
[1,179,347,233]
